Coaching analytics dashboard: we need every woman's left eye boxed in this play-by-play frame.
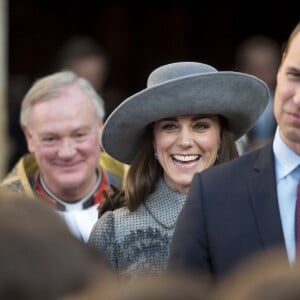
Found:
[161,123,176,130]
[194,122,208,129]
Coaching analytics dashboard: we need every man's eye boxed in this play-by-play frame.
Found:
[288,71,300,78]
[43,136,55,142]
[76,132,87,138]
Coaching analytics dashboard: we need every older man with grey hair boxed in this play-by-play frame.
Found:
[1,70,127,242]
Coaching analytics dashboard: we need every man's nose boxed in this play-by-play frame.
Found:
[57,139,76,157]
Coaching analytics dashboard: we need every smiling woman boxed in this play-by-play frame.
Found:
[87,61,270,278]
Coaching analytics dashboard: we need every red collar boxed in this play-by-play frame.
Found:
[34,168,108,211]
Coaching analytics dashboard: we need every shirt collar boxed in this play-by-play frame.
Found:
[273,127,300,181]
[35,168,108,211]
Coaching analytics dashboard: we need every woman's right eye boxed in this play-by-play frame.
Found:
[161,123,176,130]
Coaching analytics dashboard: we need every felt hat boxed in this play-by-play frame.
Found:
[102,62,270,164]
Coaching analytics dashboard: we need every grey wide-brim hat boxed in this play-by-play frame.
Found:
[102,62,270,164]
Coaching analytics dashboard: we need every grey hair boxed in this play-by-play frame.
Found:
[20,70,105,128]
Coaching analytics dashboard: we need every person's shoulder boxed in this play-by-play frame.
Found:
[89,206,132,244]
[0,153,38,195]
[200,145,269,179]
[99,206,131,225]
[89,210,116,242]
[100,204,147,232]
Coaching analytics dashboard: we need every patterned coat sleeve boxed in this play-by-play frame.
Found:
[88,211,119,270]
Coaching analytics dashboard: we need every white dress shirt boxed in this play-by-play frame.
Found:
[273,127,300,263]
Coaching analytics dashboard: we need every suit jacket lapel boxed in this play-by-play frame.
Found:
[249,143,285,247]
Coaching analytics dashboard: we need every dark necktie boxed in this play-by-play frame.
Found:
[295,181,300,254]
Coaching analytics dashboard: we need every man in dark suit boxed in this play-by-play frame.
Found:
[168,21,300,280]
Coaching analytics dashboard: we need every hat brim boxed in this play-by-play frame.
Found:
[102,72,269,164]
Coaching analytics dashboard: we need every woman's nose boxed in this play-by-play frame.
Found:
[177,129,193,147]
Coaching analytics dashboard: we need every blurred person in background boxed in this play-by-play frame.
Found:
[0,189,111,300]
[234,35,281,153]
[72,272,212,300]
[54,34,129,184]
[210,247,300,300]
[54,35,122,119]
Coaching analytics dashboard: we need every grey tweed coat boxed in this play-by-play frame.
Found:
[88,178,186,277]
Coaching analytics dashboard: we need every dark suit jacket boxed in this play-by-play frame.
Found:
[168,142,287,279]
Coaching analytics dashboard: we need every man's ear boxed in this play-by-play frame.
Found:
[21,125,34,153]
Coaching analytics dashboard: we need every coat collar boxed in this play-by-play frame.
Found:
[143,178,186,229]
